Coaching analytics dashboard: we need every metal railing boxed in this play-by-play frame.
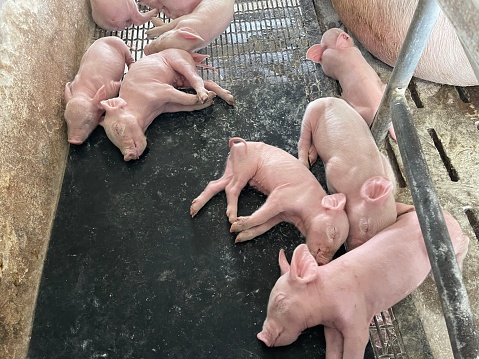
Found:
[370,0,479,357]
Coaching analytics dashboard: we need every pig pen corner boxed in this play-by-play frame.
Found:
[1,0,478,359]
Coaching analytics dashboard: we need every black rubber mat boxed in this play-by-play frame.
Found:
[28,1,376,358]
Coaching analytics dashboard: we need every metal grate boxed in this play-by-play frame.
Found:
[94,0,319,88]
[370,308,409,358]
[93,1,409,358]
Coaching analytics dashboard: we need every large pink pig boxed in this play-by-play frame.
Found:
[330,0,478,86]
[298,97,397,250]
[64,36,135,145]
[190,137,350,265]
[140,0,200,18]
[257,203,469,356]
[90,0,158,31]
[143,0,235,54]
[306,28,395,139]
[100,49,234,161]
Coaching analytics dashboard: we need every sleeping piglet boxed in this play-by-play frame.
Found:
[298,97,397,250]
[100,49,234,161]
[90,0,158,31]
[257,203,469,357]
[190,137,350,265]
[144,0,235,54]
[306,28,395,139]
[64,36,135,145]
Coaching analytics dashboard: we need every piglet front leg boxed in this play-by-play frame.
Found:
[324,327,344,359]
[230,188,287,233]
[169,58,210,103]
[146,17,174,38]
[233,216,283,243]
[162,90,216,114]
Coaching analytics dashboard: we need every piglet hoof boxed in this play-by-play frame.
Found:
[234,231,255,243]
[196,89,210,104]
[230,217,249,232]
[190,200,200,217]
[198,91,216,108]
[223,91,235,106]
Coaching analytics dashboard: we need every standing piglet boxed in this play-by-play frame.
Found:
[306,28,395,139]
[64,36,134,145]
[190,137,350,265]
[90,0,158,31]
[257,203,469,357]
[298,97,397,250]
[143,0,235,54]
[100,49,234,161]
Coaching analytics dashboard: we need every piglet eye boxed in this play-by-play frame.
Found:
[359,218,370,234]
[326,226,337,240]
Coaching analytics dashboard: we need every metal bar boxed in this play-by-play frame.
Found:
[391,90,479,358]
[370,0,441,145]
[369,0,479,357]
[434,0,479,83]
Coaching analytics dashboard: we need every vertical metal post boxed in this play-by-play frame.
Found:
[390,92,479,358]
[369,0,479,357]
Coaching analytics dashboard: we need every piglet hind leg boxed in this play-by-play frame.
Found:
[204,80,235,105]
[224,177,253,224]
[234,215,283,243]
[190,162,234,217]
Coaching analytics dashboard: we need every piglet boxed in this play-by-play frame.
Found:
[298,97,397,250]
[257,203,469,357]
[90,0,158,31]
[190,137,350,265]
[306,28,395,139]
[144,0,235,54]
[100,49,234,161]
[64,36,134,145]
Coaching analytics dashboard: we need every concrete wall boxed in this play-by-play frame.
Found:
[0,1,94,358]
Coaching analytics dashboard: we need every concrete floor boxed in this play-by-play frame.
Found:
[0,0,478,358]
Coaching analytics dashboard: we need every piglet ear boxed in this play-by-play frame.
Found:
[289,244,318,284]
[100,97,127,112]
[92,85,107,105]
[306,44,325,63]
[278,249,290,275]
[321,193,346,211]
[178,27,205,41]
[361,176,393,203]
[336,32,352,48]
[64,82,73,102]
